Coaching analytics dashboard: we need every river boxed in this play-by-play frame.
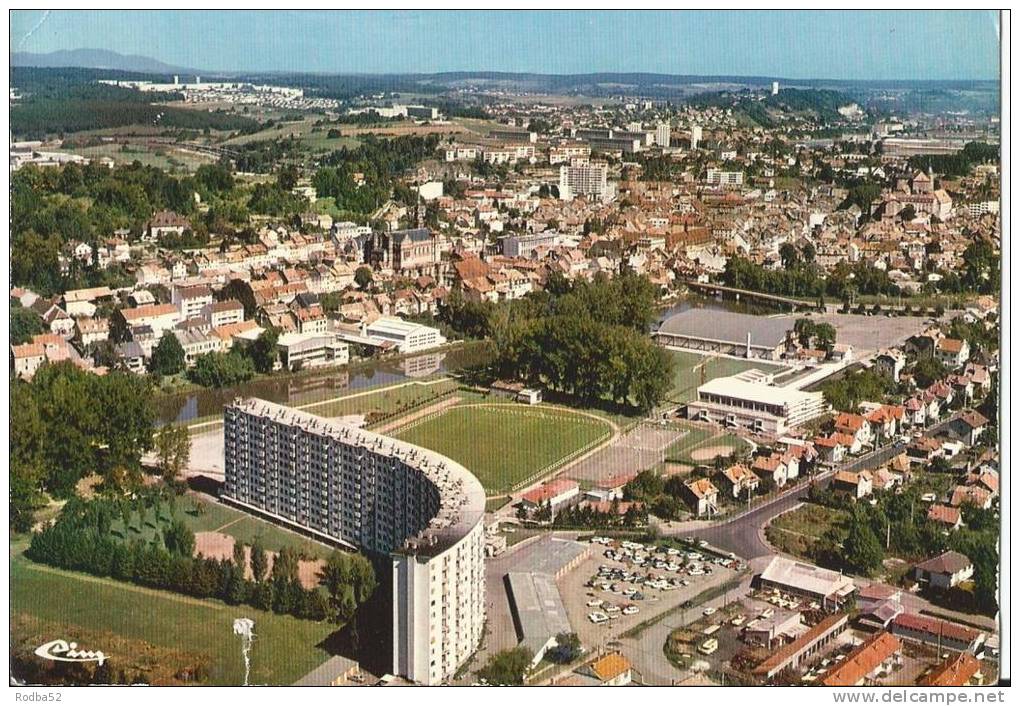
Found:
[155,294,782,425]
[153,342,493,425]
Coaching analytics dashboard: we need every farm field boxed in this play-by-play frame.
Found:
[393,403,613,494]
[666,350,788,403]
[65,142,217,173]
[9,541,335,685]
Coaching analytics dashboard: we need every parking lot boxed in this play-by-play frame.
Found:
[558,536,744,652]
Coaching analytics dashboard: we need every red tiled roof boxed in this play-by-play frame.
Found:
[820,632,902,686]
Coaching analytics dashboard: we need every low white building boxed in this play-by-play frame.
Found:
[277,332,350,371]
[365,317,446,353]
[686,373,828,435]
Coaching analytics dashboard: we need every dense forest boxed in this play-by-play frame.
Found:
[10,68,259,138]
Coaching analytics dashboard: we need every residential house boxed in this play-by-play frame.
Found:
[949,485,994,510]
[751,454,788,488]
[935,338,971,369]
[10,342,46,379]
[918,653,985,687]
[682,478,720,517]
[832,470,874,500]
[813,435,847,465]
[172,285,215,321]
[715,463,760,499]
[913,551,974,590]
[873,349,906,382]
[578,653,632,686]
[948,410,990,447]
[202,300,245,328]
[833,412,873,453]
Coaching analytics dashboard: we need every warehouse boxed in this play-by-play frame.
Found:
[655,309,794,360]
[756,556,858,610]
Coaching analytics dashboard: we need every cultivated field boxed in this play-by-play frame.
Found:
[10,542,335,685]
[393,403,613,494]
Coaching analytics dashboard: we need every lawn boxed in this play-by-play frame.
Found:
[112,494,338,560]
[664,429,753,465]
[10,543,336,685]
[184,378,460,432]
[765,503,849,560]
[393,403,613,494]
[666,350,788,403]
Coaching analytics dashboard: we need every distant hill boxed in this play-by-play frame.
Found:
[11,48,194,75]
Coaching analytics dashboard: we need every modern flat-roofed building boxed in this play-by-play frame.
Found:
[559,159,612,202]
[277,332,350,371]
[686,373,828,435]
[365,316,446,353]
[223,399,485,685]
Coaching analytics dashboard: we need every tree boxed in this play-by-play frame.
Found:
[10,298,46,345]
[162,518,195,557]
[318,551,378,624]
[476,647,532,685]
[548,632,583,664]
[842,514,883,576]
[154,423,191,486]
[354,266,374,290]
[247,328,280,374]
[149,331,186,376]
[779,242,800,270]
[249,538,269,583]
[188,350,255,388]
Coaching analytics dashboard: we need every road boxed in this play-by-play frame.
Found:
[669,411,965,558]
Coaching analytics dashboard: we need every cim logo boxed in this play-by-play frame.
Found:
[34,640,107,666]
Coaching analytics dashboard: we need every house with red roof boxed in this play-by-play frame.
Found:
[927,504,963,531]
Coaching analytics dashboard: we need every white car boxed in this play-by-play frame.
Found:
[588,612,609,624]
[605,604,622,614]
[587,599,604,608]
[703,607,717,616]
[622,605,640,616]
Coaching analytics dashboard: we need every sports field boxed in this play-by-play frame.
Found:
[393,403,614,494]
[666,350,788,403]
[10,542,335,685]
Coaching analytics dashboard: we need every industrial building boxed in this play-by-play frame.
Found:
[655,309,794,360]
[223,399,486,685]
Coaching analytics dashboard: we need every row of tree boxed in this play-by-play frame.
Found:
[27,496,378,624]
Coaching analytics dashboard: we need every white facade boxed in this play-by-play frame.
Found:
[366,317,447,353]
[559,159,610,202]
[224,400,486,685]
[687,375,828,435]
[655,123,671,148]
[706,169,745,187]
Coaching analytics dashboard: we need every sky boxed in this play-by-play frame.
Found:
[10,10,1000,80]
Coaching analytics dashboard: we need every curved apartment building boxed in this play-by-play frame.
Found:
[222,398,486,685]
